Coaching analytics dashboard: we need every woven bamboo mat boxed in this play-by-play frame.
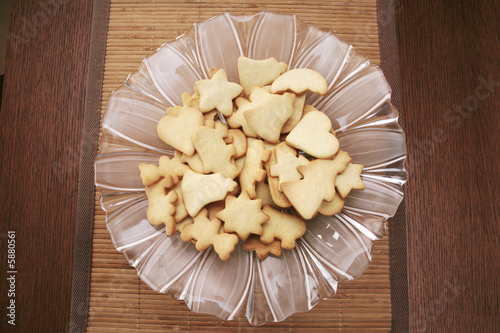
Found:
[88,0,389,331]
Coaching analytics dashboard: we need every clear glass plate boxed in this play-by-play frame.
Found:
[94,11,407,326]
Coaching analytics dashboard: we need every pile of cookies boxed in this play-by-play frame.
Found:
[138,57,365,261]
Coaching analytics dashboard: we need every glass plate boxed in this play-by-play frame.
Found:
[94,11,407,326]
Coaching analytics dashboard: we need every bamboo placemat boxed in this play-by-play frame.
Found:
[87,0,391,331]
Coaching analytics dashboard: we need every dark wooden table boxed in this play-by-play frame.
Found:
[1,0,498,332]
[397,1,500,331]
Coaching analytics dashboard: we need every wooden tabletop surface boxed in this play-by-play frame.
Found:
[0,0,498,332]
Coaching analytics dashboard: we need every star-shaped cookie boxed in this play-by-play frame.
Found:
[217,191,270,240]
[195,69,243,116]
[335,163,365,198]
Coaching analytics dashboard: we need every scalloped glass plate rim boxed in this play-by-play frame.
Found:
[95,10,408,326]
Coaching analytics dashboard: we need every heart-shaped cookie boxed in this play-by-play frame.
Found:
[285,110,339,158]
[157,106,204,156]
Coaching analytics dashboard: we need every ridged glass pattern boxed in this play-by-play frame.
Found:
[94,12,407,325]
